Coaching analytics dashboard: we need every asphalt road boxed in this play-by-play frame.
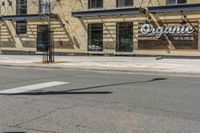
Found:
[0,66,200,133]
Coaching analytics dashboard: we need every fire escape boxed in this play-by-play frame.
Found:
[0,0,64,62]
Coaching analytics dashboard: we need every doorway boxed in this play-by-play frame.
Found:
[88,23,103,52]
[37,25,48,52]
[116,22,133,52]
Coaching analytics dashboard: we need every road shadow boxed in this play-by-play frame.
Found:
[0,78,167,96]
[65,78,167,92]
[3,132,26,133]
[3,91,112,96]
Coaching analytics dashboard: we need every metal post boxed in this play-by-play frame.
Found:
[0,1,2,55]
[43,0,54,63]
[48,0,54,62]
[48,0,52,62]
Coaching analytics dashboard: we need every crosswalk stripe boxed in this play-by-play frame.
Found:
[0,81,68,95]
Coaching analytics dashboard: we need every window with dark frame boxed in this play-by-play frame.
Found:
[116,22,133,52]
[39,0,50,14]
[88,23,103,52]
[117,0,133,7]
[16,0,27,15]
[16,21,27,35]
[166,0,186,5]
[177,0,187,4]
[16,0,27,34]
[37,25,49,52]
[88,0,103,9]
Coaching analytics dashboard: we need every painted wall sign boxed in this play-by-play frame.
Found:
[138,20,198,49]
[140,24,195,38]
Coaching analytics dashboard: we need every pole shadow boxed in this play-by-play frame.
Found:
[3,132,26,133]
[0,78,167,96]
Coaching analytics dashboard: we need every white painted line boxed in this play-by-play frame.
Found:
[0,81,69,95]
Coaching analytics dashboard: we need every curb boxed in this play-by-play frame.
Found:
[0,63,200,77]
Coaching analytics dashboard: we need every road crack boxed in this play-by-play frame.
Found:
[12,105,79,127]
[0,106,78,133]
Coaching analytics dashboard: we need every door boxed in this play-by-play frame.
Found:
[37,25,48,52]
[116,22,133,52]
[88,23,103,52]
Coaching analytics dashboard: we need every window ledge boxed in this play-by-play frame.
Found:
[88,8,104,10]
[16,34,28,37]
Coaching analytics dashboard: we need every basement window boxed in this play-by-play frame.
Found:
[166,0,187,5]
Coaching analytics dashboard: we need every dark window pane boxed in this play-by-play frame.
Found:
[16,0,27,15]
[16,20,27,34]
[177,0,186,4]
[166,0,176,5]
[89,0,103,8]
[37,25,49,52]
[116,22,133,52]
[125,0,133,6]
[39,0,50,14]
[88,24,103,51]
[16,0,27,34]
[117,0,133,7]
[166,0,186,5]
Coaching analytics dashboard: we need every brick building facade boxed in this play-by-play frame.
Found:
[0,0,200,56]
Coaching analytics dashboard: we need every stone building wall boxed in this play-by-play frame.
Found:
[0,0,200,56]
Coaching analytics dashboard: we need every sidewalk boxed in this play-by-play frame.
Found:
[0,55,200,75]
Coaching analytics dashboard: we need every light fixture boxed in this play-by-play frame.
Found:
[180,11,187,25]
[7,0,12,6]
[61,24,65,27]
[180,19,187,25]
[145,19,149,24]
[145,17,151,24]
